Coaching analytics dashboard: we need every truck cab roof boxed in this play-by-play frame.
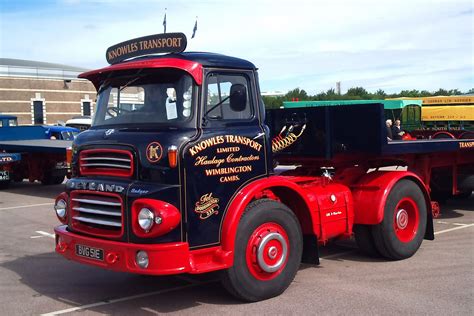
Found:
[79,52,257,89]
[134,52,256,70]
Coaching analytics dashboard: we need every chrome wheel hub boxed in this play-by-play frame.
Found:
[396,209,409,229]
[257,232,288,273]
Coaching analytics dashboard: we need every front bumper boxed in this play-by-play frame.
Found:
[54,225,191,275]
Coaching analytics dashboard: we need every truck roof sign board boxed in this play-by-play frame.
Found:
[106,33,187,64]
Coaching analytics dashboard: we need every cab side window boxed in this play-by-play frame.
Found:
[205,73,253,120]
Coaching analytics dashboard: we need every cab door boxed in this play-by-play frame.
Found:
[183,70,268,248]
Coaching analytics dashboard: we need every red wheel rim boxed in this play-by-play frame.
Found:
[245,222,290,281]
[393,197,420,243]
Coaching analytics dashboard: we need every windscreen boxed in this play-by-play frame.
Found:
[93,70,195,128]
[61,131,78,140]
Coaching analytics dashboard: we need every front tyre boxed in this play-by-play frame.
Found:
[221,199,303,302]
[372,179,427,260]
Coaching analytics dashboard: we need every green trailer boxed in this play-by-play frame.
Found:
[283,99,423,130]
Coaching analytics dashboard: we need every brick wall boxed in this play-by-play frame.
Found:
[0,77,96,125]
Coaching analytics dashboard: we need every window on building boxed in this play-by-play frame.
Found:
[82,101,92,116]
[33,100,44,125]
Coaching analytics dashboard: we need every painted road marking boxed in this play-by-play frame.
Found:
[41,281,215,316]
[435,223,474,235]
[141,307,161,315]
[39,220,472,314]
[436,221,450,224]
[0,203,53,211]
[31,231,55,239]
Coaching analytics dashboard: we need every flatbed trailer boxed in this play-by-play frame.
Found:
[267,104,473,201]
[52,33,474,302]
[0,140,72,187]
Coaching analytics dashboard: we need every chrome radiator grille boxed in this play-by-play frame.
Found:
[70,191,123,238]
[79,149,133,177]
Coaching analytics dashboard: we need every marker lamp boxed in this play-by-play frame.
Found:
[136,250,149,269]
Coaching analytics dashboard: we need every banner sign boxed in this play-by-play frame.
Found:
[106,33,187,64]
[421,106,474,121]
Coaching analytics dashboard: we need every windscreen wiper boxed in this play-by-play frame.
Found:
[119,75,144,92]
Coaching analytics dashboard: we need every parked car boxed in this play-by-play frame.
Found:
[0,115,79,140]
[65,115,92,131]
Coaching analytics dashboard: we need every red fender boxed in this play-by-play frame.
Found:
[432,131,455,139]
[220,176,314,253]
[352,171,430,225]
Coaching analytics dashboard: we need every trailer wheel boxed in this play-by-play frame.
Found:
[372,179,427,260]
[354,224,380,257]
[221,199,302,302]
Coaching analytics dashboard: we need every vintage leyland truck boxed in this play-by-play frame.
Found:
[53,33,474,301]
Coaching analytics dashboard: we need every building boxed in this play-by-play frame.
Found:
[0,58,96,125]
[261,91,287,97]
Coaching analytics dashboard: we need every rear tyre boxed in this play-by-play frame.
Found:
[372,179,427,260]
[354,224,380,257]
[221,199,303,302]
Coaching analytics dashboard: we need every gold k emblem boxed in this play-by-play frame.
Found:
[146,142,163,163]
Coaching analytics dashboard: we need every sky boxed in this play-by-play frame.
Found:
[0,0,473,94]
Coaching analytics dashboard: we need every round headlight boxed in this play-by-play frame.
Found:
[54,199,67,219]
[138,208,154,231]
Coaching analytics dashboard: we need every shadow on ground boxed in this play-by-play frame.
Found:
[0,180,66,199]
[437,194,473,219]
[1,252,240,315]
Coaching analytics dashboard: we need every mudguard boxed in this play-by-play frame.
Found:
[351,170,434,239]
[220,176,315,253]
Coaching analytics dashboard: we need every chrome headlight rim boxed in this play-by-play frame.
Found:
[54,199,67,219]
[138,208,154,231]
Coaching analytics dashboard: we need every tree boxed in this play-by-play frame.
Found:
[346,87,369,99]
[433,88,449,96]
[285,88,309,101]
[262,96,283,109]
[263,86,471,109]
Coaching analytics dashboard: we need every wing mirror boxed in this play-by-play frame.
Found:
[229,84,247,112]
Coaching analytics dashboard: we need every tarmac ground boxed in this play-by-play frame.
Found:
[0,181,472,315]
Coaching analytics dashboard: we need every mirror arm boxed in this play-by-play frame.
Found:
[204,95,231,117]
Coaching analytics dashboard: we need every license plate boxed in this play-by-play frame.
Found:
[75,244,104,261]
[0,171,9,181]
